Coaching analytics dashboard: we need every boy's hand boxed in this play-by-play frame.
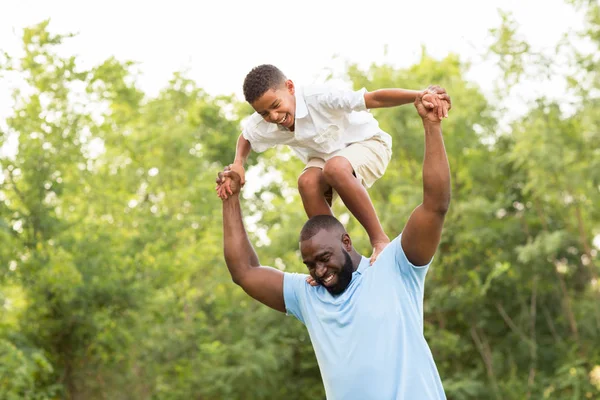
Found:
[416,91,451,123]
[216,176,232,199]
[215,163,246,199]
[228,163,246,186]
[421,85,452,120]
[215,166,243,199]
[306,275,320,287]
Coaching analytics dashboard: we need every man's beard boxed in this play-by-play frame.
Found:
[325,250,354,295]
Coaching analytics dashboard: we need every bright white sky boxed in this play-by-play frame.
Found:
[0,0,584,117]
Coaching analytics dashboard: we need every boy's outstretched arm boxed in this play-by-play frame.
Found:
[364,86,451,120]
[217,134,252,199]
[219,167,286,312]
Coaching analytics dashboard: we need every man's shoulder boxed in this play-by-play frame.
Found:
[284,271,310,281]
[284,272,335,302]
[283,272,311,296]
[365,236,403,276]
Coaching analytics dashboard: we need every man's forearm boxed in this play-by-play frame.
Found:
[223,194,260,283]
[368,88,421,109]
[421,121,451,213]
[233,134,252,166]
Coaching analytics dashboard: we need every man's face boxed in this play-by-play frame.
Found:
[251,80,296,130]
[300,229,354,295]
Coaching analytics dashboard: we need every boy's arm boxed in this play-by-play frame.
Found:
[232,133,252,172]
[217,134,251,199]
[220,168,286,313]
[364,88,421,108]
[364,86,451,120]
[231,133,252,184]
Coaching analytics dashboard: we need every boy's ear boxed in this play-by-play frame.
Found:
[286,79,295,95]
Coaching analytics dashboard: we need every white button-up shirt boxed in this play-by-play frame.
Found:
[241,84,392,164]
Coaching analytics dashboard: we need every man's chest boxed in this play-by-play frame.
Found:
[309,276,412,330]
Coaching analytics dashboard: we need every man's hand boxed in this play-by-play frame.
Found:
[416,90,451,123]
[216,163,246,199]
[421,85,451,120]
[216,166,243,199]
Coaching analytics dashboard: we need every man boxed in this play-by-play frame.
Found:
[217,90,451,399]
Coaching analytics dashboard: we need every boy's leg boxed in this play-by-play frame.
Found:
[298,165,333,217]
[322,138,392,264]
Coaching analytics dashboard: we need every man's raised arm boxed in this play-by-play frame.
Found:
[401,92,452,266]
[220,167,286,312]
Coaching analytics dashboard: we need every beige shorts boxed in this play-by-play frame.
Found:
[303,137,392,201]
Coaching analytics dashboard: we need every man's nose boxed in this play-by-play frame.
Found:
[315,263,327,278]
[269,111,279,122]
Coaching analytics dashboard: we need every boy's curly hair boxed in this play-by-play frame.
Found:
[243,64,287,104]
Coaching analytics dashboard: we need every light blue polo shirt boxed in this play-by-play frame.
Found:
[284,235,446,400]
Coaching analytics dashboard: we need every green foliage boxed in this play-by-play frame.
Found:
[0,339,59,399]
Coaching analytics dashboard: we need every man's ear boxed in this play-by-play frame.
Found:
[342,233,352,252]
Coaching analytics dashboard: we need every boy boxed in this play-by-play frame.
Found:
[217,64,450,264]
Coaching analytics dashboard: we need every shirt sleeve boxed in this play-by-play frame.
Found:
[241,114,276,153]
[283,272,308,324]
[393,235,431,322]
[316,87,368,113]
[394,234,432,283]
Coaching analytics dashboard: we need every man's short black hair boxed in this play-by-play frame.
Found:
[243,64,287,104]
[300,215,346,242]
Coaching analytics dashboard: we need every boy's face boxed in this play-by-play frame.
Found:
[251,80,296,130]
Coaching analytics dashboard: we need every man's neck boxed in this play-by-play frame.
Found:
[350,251,363,272]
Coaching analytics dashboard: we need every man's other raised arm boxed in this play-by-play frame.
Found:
[401,92,451,266]
[219,168,285,312]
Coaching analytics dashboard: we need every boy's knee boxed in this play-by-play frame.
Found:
[323,157,353,185]
[298,168,323,195]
